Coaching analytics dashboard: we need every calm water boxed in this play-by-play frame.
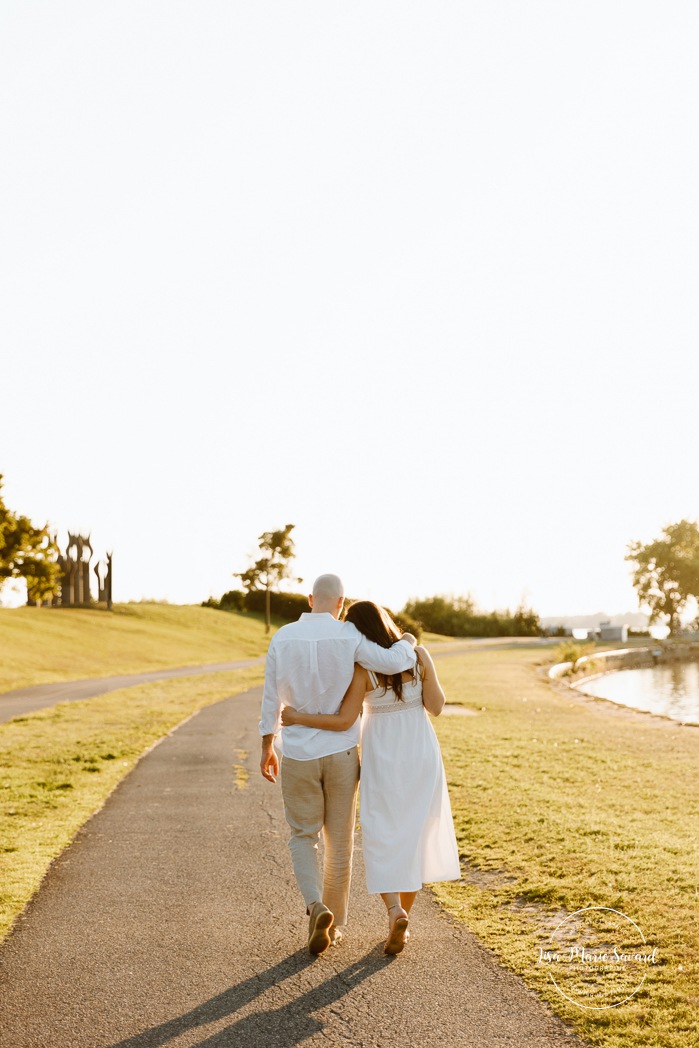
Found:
[578,662,699,725]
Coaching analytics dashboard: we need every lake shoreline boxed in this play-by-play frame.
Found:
[549,643,699,727]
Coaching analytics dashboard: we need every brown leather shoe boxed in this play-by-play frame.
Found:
[308,902,334,955]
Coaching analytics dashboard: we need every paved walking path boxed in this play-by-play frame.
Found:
[0,659,265,724]
[0,685,585,1047]
[0,637,557,724]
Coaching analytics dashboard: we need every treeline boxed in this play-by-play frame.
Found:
[203,589,309,621]
[403,596,541,637]
[203,590,541,638]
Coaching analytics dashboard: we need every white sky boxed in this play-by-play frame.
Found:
[1,2,697,617]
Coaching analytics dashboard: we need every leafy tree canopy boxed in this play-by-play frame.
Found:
[626,519,699,635]
[235,524,302,633]
[0,473,61,602]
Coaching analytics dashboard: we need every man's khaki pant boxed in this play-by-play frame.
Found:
[280,747,360,928]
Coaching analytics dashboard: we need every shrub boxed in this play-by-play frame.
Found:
[221,589,246,612]
[402,596,541,638]
[201,589,246,612]
[385,608,422,641]
[244,590,309,622]
[202,589,309,622]
[403,596,475,637]
[553,640,596,672]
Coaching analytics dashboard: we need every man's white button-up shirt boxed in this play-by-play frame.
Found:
[259,612,417,760]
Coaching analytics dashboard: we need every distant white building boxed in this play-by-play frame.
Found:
[598,621,628,643]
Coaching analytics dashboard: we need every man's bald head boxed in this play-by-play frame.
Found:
[310,574,345,617]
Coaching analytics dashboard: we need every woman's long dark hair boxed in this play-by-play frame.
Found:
[344,600,421,701]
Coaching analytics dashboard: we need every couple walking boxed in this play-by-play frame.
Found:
[259,574,460,956]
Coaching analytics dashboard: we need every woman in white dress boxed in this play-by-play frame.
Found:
[281,601,461,955]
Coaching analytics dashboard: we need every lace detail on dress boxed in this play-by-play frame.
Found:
[364,674,424,715]
[363,692,425,715]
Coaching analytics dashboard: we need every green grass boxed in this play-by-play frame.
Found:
[5,617,692,1046]
[0,603,274,692]
[432,645,698,1047]
[423,632,559,647]
[0,665,264,941]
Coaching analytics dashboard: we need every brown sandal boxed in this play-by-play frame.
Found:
[384,905,409,955]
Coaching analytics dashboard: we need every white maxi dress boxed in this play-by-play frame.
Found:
[359,670,461,894]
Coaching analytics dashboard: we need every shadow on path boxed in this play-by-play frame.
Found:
[0,688,586,1047]
[110,947,388,1048]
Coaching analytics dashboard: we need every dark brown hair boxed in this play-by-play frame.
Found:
[344,600,422,701]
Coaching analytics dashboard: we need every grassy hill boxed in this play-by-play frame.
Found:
[0,603,274,693]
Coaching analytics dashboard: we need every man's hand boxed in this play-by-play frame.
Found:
[281,705,299,725]
[401,632,418,648]
[260,737,280,783]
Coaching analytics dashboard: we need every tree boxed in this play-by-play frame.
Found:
[0,474,62,604]
[626,520,699,636]
[235,524,302,633]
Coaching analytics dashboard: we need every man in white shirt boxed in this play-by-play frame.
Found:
[259,573,417,955]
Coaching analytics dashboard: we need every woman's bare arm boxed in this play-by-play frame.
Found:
[417,645,446,715]
[281,664,369,731]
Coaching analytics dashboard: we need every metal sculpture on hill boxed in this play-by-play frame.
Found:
[57,533,113,609]
[94,550,113,609]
